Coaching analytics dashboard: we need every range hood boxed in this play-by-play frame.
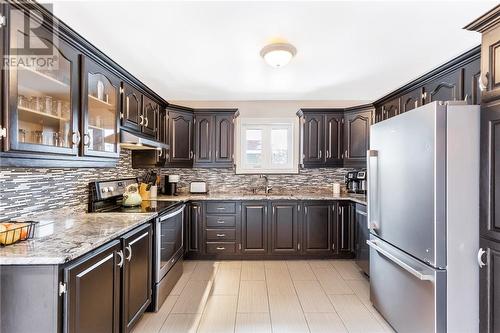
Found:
[120,130,169,150]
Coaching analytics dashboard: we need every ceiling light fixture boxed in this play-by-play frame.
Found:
[260,42,297,68]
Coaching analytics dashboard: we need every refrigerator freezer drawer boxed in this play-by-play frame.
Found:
[369,237,446,333]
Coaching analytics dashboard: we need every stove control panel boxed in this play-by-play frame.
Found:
[96,178,137,200]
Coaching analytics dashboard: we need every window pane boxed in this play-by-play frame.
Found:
[271,128,288,165]
[245,129,262,167]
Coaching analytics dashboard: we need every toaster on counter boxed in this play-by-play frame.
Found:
[189,181,207,194]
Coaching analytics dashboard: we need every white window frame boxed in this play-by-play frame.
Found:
[236,118,297,174]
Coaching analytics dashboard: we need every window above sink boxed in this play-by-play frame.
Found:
[237,118,298,174]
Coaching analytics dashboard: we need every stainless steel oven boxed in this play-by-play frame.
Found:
[152,204,185,311]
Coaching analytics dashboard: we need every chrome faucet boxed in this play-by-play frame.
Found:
[260,175,272,194]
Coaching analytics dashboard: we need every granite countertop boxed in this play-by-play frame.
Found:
[0,209,157,265]
[151,191,367,205]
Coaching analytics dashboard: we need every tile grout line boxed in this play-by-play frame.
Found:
[263,262,275,333]
[308,260,350,333]
[157,261,199,333]
[232,262,242,333]
[195,262,219,333]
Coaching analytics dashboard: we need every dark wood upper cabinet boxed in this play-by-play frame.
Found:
[325,113,343,166]
[121,224,152,333]
[82,56,121,158]
[194,113,213,165]
[401,89,422,113]
[215,114,234,165]
[302,202,335,254]
[241,202,268,254]
[462,58,482,105]
[193,110,236,168]
[382,98,400,120]
[343,107,372,167]
[466,8,500,103]
[121,83,142,133]
[270,202,299,254]
[424,70,461,103]
[64,240,121,333]
[142,95,159,138]
[303,114,324,165]
[168,108,193,167]
[6,9,80,157]
[479,102,500,241]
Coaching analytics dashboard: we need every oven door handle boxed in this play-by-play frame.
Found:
[159,204,186,221]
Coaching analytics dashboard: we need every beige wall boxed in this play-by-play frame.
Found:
[172,100,368,173]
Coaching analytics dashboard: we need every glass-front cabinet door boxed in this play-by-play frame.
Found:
[7,7,79,155]
[82,56,120,158]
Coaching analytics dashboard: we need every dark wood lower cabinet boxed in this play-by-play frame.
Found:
[241,202,268,254]
[121,224,152,333]
[63,223,153,333]
[188,202,202,253]
[337,202,354,253]
[302,202,335,254]
[64,240,122,333]
[480,237,500,333]
[186,200,356,259]
[270,202,300,254]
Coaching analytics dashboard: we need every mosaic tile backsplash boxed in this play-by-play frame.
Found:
[0,151,352,221]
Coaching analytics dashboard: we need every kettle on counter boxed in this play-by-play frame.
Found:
[122,184,142,207]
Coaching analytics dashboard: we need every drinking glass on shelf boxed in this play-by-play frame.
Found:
[18,95,27,108]
[53,100,62,118]
[32,131,43,144]
[44,96,53,114]
[31,96,43,112]
[18,129,27,143]
[62,101,71,120]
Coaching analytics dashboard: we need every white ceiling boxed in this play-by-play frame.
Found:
[52,1,495,101]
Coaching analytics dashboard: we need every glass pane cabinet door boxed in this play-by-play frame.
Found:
[83,58,120,158]
[7,8,79,155]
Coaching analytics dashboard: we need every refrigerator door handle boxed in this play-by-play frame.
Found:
[367,150,379,233]
[367,239,434,281]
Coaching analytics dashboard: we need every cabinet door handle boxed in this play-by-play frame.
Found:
[216,234,226,237]
[216,246,225,250]
[189,150,194,159]
[83,133,91,147]
[117,250,124,267]
[139,115,144,125]
[125,244,132,261]
[319,150,322,158]
[344,149,348,159]
[72,131,81,146]
[144,116,149,127]
[477,248,487,268]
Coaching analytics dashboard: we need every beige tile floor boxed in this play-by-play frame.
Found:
[132,260,395,333]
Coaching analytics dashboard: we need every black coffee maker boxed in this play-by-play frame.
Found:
[161,175,180,195]
[345,171,359,193]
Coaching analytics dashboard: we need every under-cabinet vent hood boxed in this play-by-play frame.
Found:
[120,130,168,150]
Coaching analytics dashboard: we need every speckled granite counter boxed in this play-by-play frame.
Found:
[0,209,157,265]
[150,192,367,205]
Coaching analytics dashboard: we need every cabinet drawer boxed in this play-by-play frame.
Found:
[206,229,236,241]
[206,202,236,214]
[206,215,236,227]
[206,242,236,254]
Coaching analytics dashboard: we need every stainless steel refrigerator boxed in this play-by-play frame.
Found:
[367,101,480,333]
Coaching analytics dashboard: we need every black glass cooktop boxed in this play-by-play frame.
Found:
[103,200,182,214]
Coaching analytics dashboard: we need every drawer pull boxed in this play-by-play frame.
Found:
[217,220,225,224]
[217,207,226,210]
[216,234,226,237]
[216,246,225,250]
